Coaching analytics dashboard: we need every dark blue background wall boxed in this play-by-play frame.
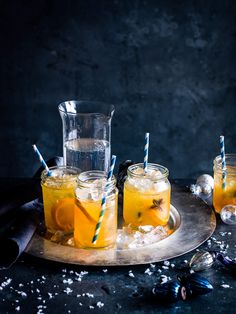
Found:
[1,0,236,178]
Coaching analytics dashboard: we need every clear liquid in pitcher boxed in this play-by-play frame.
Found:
[64,138,110,172]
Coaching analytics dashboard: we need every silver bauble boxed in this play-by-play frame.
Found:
[220,205,236,225]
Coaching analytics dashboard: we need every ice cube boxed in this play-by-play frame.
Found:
[75,188,90,200]
[133,178,153,192]
[153,181,168,192]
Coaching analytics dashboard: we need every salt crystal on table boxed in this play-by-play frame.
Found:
[221,284,230,288]
[15,307,20,311]
[79,303,83,306]
[150,263,156,268]
[86,293,94,298]
[157,269,162,273]
[170,264,175,268]
[102,269,108,273]
[163,261,170,266]
[89,305,94,309]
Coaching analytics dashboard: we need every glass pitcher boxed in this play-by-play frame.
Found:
[58,100,115,172]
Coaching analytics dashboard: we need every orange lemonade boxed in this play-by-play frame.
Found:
[123,163,171,227]
[74,171,118,249]
[41,166,79,233]
[213,155,236,213]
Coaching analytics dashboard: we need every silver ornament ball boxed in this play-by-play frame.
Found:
[220,205,236,225]
[196,174,214,190]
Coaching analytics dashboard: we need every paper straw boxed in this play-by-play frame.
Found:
[144,132,149,173]
[32,144,52,176]
[92,155,116,244]
[220,135,226,189]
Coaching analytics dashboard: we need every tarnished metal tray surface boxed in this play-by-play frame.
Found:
[25,184,216,266]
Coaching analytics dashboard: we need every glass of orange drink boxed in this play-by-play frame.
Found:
[123,163,171,227]
[41,166,80,233]
[74,171,118,249]
[213,154,236,214]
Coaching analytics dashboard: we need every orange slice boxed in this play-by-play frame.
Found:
[52,198,75,231]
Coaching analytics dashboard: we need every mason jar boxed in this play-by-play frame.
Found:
[74,171,118,249]
[213,154,236,213]
[123,163,171,227]
[41,166,80,233]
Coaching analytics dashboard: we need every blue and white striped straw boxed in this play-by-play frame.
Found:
[144,132,149,173]
[32,144,52,176]
[92,155,117,244]
[220,135,226,190]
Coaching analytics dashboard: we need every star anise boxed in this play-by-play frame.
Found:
[150,198,164,211]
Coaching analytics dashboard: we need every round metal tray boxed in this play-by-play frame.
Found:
[25,184,216,266]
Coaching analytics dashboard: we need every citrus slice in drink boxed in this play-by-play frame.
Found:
[75,199,98,223]
[52,198,75,231]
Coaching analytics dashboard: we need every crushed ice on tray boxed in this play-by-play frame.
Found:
[117,224,168,249]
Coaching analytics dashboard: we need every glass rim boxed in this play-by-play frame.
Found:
[58,100,115,117]
[41,165,80,180]
[127,163,169,180]
[77,170,116,188]
[214,154,236,174]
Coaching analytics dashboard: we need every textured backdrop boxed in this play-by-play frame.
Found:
[0,0,236,178]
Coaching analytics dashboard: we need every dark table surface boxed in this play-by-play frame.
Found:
[0,179,235,314]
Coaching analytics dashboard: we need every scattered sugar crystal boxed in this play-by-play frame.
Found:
[97,301,104,308]
[160,275,168,284]
[150,263,156,268]
[63,279,73,285]
[128,271,135,278]
[162,266,169,270]
[89,305,94,309]
[64,287,73,294]
[48,293,53,299]
[15,306,20,311]
[221,284,230,288]
[184,260,188,264]
[19,283,24,287]
[190,269,195,274]
[20,291,27,298]
[157,269,162,273]
[62,269,67,273]
[171,264,175,268]
[144,268,153,275]
[77,294,81,298]
[1,278,12,288]
[80,271,89,276]
[163,261,170,266]
[228,232,231,235]
[86,293,94,298]
[79,303,83,306]
[102,269,108,273]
